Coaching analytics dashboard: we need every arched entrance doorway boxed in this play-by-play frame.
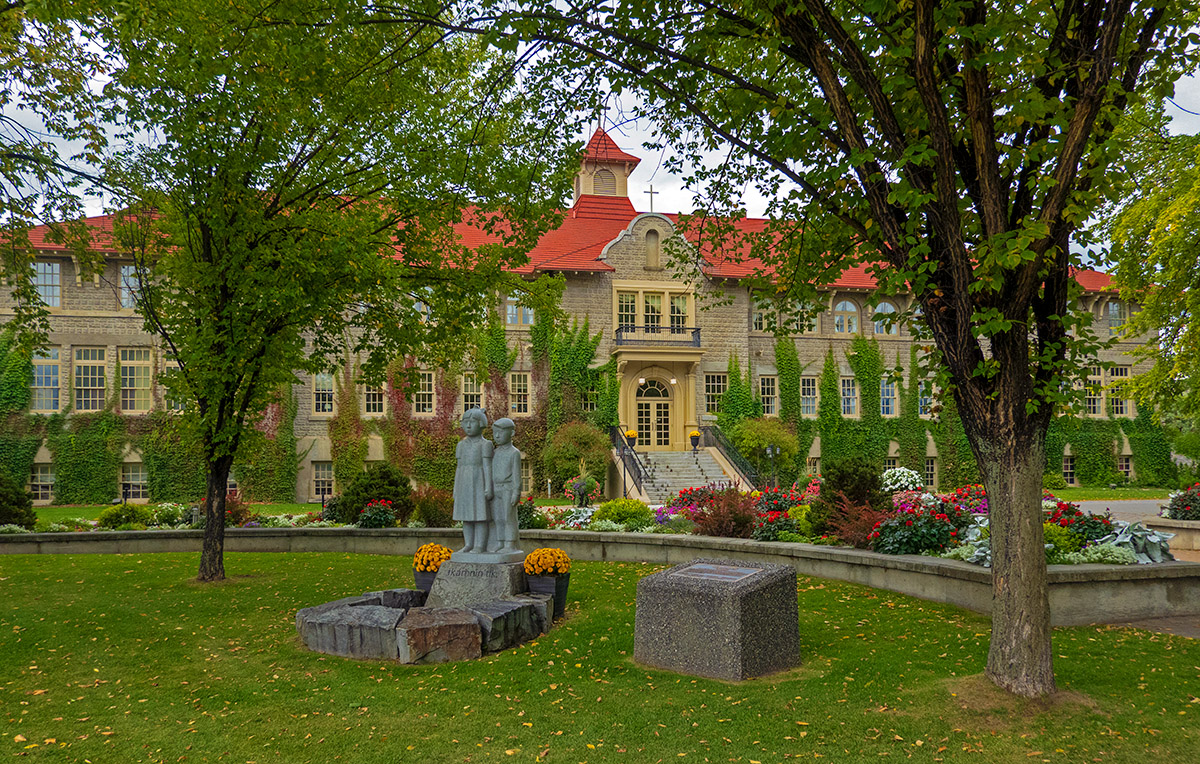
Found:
[636,379,672,450]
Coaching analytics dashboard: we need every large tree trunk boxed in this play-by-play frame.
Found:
[198,456,234,582]
[961,406,1055,697]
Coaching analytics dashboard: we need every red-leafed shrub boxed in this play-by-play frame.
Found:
[693,488,757,539]
[827,492,892,549]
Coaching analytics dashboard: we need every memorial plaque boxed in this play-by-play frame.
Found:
[671,563,760,583]
[634,557,799,681]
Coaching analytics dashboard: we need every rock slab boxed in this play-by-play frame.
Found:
[426,561,526,607]
[634,557,799,681]
[469,600,541,652]
[396,607,482,663]
[504,592,553,635]
[362,588,428,610]
[300,605,405,660]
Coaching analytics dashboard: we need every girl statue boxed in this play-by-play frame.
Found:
[453,408,493,554]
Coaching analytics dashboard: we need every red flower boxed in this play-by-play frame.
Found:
[906,520,913,526]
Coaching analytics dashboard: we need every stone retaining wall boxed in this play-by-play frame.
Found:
[1148,518,1200,551]
[4,527,1200,626]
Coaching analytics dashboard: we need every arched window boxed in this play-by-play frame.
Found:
[637,379,670,398]
[873,301,898,335]
[833,300,859,334]
[645,229,660,269]
[594,168,616,195]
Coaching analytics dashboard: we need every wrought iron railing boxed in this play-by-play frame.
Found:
[610,427,647,497]
[700,425,760,488]
[614,325,701,347]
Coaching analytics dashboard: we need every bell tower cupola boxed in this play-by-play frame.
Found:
[574,128,641,201]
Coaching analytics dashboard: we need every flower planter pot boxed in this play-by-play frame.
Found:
[690,435,700,452]
[527,573,569,620]
[413,569,437,592]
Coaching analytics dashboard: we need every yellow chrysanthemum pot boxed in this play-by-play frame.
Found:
[524,548,571,620]
[413,543,452,592]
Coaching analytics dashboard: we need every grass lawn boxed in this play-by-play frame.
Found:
[534,497,573,506]
[2,554,1199,762]
[1052,487,1171,502]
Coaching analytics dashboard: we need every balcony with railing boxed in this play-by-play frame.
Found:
[614,324,701,347]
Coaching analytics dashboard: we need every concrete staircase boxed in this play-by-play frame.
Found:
[638,450,735,504]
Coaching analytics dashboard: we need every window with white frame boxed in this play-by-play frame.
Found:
[29,465,54,501]
[31,348,59,412]
[460,372,483,413]
[924,458,937,488]
[520,459,533,496]
[643,293,663,333]
[918,381,933,416]
[801,376,818,416]
[880,379,896,416]
[1106,300,1127,336]
[1062,455,1076,485]
[413,371,435,414]
[364,386,385,415]
[1108,365,1131,416]
[120,264,138,309]
[32,261,61,307]
[580,379,598,412]
[74,348,106,411]
[1085,365,1102,416]
[873,301,899,335]
[313,461,334,498]
[617,292,637,330]
[670,295,688,334]
[704,373,727,414]
[833,300,859,333]
[614,287,691,335]
[841,377,858,416]
[505,296,534,327]
[1118,455,1133,479]
[509,372,530,414]
[121,463,148,500]
[752,310,768,333]
[313,373,335,414]
[760,375,777,416]
[120,348,152,412]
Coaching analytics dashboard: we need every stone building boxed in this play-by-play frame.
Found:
[1,129,1148,504]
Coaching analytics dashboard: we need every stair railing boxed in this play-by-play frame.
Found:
[699,425,761,489]
[610,427,647,497]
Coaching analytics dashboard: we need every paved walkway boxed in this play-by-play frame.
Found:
[1076,499,1163,524]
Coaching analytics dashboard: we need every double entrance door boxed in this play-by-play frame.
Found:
[636,379,672,449]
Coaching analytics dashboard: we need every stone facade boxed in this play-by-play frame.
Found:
[1,131,1148,504]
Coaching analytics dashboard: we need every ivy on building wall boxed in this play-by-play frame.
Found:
[328,365,367,489]
[845,336,888,465]
[0,327,33,414]
[896,346,927,472]
[0,415,43,490]
[817,346,845,466]
[1121,409,1178,487]
[45,411,125,504]
[236,383,301,503]
[776,337,802,429]
[134,412,208,503]
[718,354,760,431]
[931,397,980,487]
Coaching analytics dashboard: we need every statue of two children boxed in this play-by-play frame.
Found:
[453,408,522,556]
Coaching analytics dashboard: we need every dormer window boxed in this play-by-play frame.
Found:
[594,168,616,195]
[645,229,661,269]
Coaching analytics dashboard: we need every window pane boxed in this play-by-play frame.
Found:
[644,294,662,332]
[760,376,777,416]
[413,371,434,414]
[121,463,148,500]
[880,380,896,416]
[617,292,637,330]
[841,378,857,415]
[670,295,688,333]
[800,377,818,416]
[29,465,55,501]
[313,461,334,497]
[364,386,385,415]
[704,374,727,414]
[31,351,59,412]
[120,265,138,309]
[461,373,482,413]
[74,348,106,411]
[314,373,334,413]
[509,372,529,414]
[33,262,61,307]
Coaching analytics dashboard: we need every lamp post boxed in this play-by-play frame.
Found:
[765,445,778,490]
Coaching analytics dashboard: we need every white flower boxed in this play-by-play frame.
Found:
[881,467,924,492]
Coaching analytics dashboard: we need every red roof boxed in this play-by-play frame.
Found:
[582,129,641,167]
[23,213,118,251]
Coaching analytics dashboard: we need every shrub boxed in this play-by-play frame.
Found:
[587,519,625,533]
[731,417,799,478]
[811,456,886,533]
[98,503,153,529]
[593,498,653,529]
[1043,472,1068,491]
[517,496,550,529]
[563,474,603,507]
[1162,483,1200,521]
[1044,501,1114,543]
[1064,543,1137,565]
[694,488,757,538]
[413,486,454,528]
[667,483,728,511]
[881,467,923,493]
[945,484,989,515]
[357,499,398,529]
[775,530,810,543]
[0,471,36,530]
[641,514,695,534]
[751,511,798,541]
[542,422,612,490]
[150,503,188,526]
[1043,521,1082,563]
[114,522,148,531]
[829,492,894,549]
[753,486,807,514]
[321,495,344,523]
[870,503,958,555]
[0,523,31,534]
[340,463,415,525]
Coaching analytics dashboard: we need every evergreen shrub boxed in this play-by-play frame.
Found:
[339,463,415,525]
[542,422,611,489]
[731,418,798,481]
[0,470,36,530]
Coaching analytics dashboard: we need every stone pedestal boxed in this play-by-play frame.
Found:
[396,607,482,663]
[450,550,526,564]
[426,561,526,607]
[634,557,799,681]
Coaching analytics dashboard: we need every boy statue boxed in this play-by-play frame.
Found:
[489,418,523,555]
